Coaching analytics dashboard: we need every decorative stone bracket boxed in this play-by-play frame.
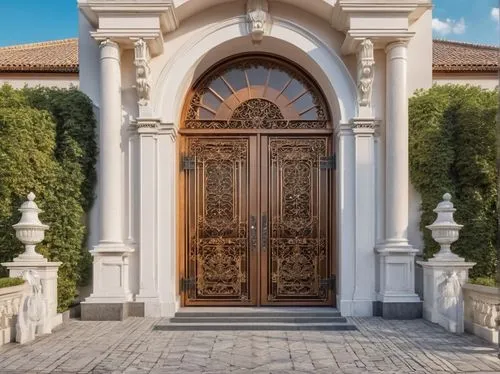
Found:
[133,39,152,118]
[356,39,375,117]
[246,0,271,44]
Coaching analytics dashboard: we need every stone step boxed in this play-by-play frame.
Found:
[175,307,342,318]
[154,307,356,331]
[154,322,357,331]
[169,316,348,323]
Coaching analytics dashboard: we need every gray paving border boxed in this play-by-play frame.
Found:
[0,317,498,373]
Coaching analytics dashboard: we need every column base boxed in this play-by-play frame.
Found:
[373,300,422,319]
[338,299,373,317]
[86,243,134,303]
[135,295,161,317]
[375,241,421,318]
[80,301,145,321]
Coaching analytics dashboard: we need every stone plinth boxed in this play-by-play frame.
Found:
[2,259,62,331]
[418,259,475,333]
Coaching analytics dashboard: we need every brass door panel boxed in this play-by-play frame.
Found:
[260,137,333,305]
[184,137,258,305]
[183,135,333,306]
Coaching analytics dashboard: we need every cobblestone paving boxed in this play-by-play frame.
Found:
[0,317,498,373]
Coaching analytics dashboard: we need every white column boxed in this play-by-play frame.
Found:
[385,41,411,246]
[85,39,133,305]
[98,39,123,245]
[375,41,420,317]
[336,124,356,316]
[351,119,376,316]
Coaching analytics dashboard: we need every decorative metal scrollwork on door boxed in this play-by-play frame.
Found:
[266,137,331,302]
[184,138,251,302]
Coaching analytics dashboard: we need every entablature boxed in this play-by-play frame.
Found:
[332,0,431,54]
[78,0,178,55]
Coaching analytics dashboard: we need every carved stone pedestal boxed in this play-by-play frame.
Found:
[2,260,62,334]
[418,259,475,333]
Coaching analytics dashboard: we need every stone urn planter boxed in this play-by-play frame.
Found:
[12,192,49,262]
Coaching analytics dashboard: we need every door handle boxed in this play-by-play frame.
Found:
[261,214,268,253]
[250,215,257,252]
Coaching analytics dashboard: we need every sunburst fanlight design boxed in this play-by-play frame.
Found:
[184,57,330,129]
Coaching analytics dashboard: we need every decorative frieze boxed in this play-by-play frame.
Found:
[246,0,271,44]
[357,39,375,110]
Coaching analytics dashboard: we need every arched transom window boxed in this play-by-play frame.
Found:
[184,56,330,129]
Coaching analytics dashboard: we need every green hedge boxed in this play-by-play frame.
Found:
[409,85,498,279]
[0,85,97,311]
[0,277,25,288]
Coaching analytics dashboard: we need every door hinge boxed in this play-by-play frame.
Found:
[319,155,336,170]
[320,275,336,290]
[182,156,195,170]
[180,278,195,292]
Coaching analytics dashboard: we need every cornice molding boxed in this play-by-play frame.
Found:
[331,0,427,54]
[79,0,178,56]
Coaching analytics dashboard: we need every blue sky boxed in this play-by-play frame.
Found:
[0,0,498,47]
[432,0,499,45]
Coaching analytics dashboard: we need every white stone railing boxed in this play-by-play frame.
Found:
[0,282,27,346]
[463,283,500,344]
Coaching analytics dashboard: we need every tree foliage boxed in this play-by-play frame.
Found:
[409,85,498,279]
[0,85,97,311]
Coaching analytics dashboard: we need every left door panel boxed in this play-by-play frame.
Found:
[183,137,258,305]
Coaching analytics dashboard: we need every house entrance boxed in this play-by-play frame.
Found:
[180,56,335,306]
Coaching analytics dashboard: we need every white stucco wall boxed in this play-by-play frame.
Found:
[433,73,499,90]
[0,73,78,89]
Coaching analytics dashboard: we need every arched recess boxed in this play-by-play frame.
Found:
[179,54,337,307]
[154,16,358,128]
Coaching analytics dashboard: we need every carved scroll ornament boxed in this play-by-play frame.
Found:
[246,0,270,43]
[357,39,375,108]
[134,39,151,107]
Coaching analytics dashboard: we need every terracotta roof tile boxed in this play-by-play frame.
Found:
[0,38,78,73]
[0,38,497,74]
[433,39,499,72]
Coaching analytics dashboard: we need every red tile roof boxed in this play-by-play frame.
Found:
[433,40,498,73]
[0,38,78,73]
[0,38,497,74]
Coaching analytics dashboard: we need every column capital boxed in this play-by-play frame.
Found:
[335,122,353,137]
[350,117,379,135]
[385,39,410,54]
[97,38,121,60]
[132,118,178,141]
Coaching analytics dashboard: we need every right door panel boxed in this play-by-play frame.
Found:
[260,136,334,305]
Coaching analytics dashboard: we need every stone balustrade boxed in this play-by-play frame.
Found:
[463,283,500,344]
[0,282,27,346]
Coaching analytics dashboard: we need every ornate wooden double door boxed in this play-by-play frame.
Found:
[180,56,335,306]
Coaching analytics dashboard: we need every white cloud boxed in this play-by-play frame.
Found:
[432,17,466,35]
[491,7,499,22]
